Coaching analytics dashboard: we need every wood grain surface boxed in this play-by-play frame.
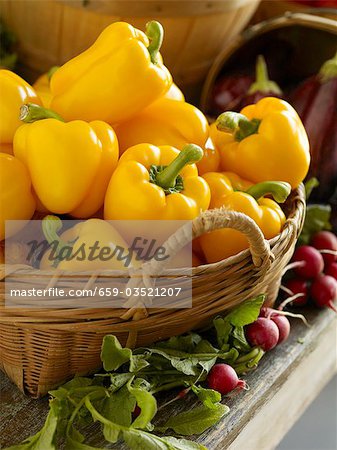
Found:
[1,308,336,450]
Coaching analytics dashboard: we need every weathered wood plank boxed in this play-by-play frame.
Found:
[1,308,336,449]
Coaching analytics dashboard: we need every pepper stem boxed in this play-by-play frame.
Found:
[42,215,69,267]
[246,181,291,203]
[47,66,59,80]
[248,55,282,95]
[319,51,337,83]
[146,21,164,65]
[155,144,203,190]
[216,111,261,142]
[20,103,64,123]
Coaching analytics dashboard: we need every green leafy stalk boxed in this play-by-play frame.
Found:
[157,403,229,435]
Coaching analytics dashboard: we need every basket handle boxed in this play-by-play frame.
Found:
[139,207,272,277]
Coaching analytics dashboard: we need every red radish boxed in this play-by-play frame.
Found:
[259,306,274,318]
[177,388,190,399]
[326,262,337,280]
[245,318,279,351]
[271,315,291,344]
[207,363,245,394]
[311,275,337,312]
[283,278,309,306]
[311,231,337,266]
[292,246,324,279]
[259,309,291,344]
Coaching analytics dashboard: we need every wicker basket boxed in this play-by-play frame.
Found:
[0,0,260,86]
[0,186,305,397]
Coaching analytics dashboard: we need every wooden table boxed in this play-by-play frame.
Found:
[1,308,336,450]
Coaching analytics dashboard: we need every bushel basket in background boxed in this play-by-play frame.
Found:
[0,0,260,88]
[0,185,305,397]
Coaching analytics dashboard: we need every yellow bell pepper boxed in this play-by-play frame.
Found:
[32,67,58,108]
[164,83,185,101]
[0,153,36,240]
[13,104,118,217]
[40,215,137,271]
[196,138,220,175]
[211,97,310,189]
[36,65,177,108]
[104,143,210,220]
[0,70,41,149]
[114,97,209,154]
[199,172,290,263]
[50,21,172,124]
[0,143,13,155]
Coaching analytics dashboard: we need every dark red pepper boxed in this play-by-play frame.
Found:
[290,51,337,203]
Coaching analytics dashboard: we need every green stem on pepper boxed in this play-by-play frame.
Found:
[151,144,203,194]
[42,215,72,268]
[246,181,291,203]
[146,20,164,65]
[20,103,64,123]
[216,111,261,142]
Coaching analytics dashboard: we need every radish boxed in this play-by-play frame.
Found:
[311,231,337,266]
[270,315,290,344]
[245,317,279,351]
[283,278,308,306]
[207,363,245,394]
[259,306,273,318]
[258,308,290,344]
[311,274,337,313]
[292,245,324,279]
[326,262,337,281]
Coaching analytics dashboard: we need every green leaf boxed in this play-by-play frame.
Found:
[65,429,105,450]
[123,430,207,450]
[101,335,132,371]
[298,204,332,245]
[232,326,251,352]
[85,397,122,443]
[155,333,202,353]
[127,379,157,429]
[224,295,265,327]
[101,386,136,427]
[164,437,207,450]
[158,403,229,435]
[194,340,218,373]
[61,377,93,390]
[123,429,168,450]
[147,348,199,376]
[191,385,221,410]
[304,177,319,199]
[130,354,150,372]
[213,317,232,348]
[105,372,133,392]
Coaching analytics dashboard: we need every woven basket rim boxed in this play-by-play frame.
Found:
[1,185,304,275]
[0,184,305,325]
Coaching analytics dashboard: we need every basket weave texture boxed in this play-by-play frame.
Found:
[0,185,305,397]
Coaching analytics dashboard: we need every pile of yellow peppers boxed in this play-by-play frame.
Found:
[0,20,310,265]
